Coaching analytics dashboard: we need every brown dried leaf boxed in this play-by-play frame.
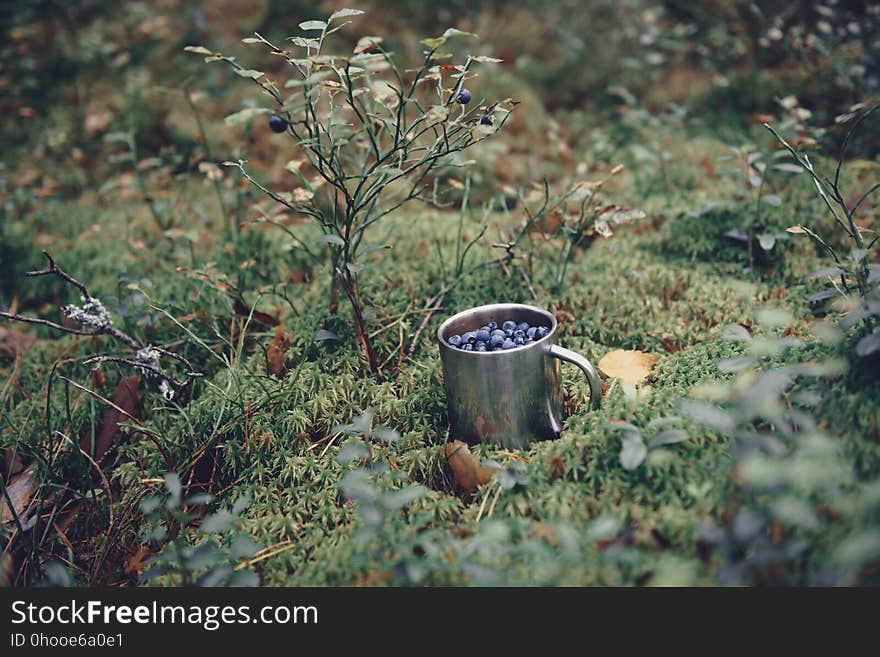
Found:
[124,545,154,577]
[267,324,291,377]
[441,440,495,493]
[0,466,38,525]
[82,375,141,463]
[232,297,280,326]
[597,349,659,386]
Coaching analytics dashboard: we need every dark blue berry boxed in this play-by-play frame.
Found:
[474,342,488,352]
[269,115,287,133]
[457,88,472,104]
[526,327,538,339]
[501,339,516,350]
[489,332,505,348]
[502,321,516,333]
[448,335,462,347]
[461,343,473,351]
[475,329,491,342]
[480,115,494,126]
[517,322,530,333]
[462,331,477,343]
[537,326,550,338]
[514,336,525,345]
[513,329,525,339]
[525,337,534,344]
[487,322,497,331]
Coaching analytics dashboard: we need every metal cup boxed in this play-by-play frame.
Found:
[437,303,601,449]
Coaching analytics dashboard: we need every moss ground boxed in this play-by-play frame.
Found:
[3,111,878,586]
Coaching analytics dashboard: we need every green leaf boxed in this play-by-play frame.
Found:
[758,233,777,250]
[313,234,345,246]
[184,492,214,506]
[619,434,647,470]
[234,69,265,79]
[232,495,250,517]
[184,45,214,55]
[371,428,400,445]
[199,510,233,534]
[677,399,736,433]
[164,473,182,505]
[290,36,320,48]
[299,20,327,31]
[381,485,426,510]
[648,429,689,448]
[346,263,366,274]
[420,36,447,50]
[329,8,365,22]
[224,107,268,126]
[773,162,804,173]
[314,329,340,342]
[443,28,478,38]
[337,442,370,466]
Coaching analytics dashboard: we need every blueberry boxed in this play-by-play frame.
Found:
[480,115,494,126]
[474,342,488,352]
[513,329,525,339]
[537,326,550,338]
[475,329,491,342]
[461,343,473,351]
[457,88,472,104]
[462,331,477,343]
[448,335,462,347]
[501,339,516,350]
[525,337,534,344]
[514,336,525,345]
[502,320,516,333]
[489,332,505,348]
[517,322,530,333]
[526,327,538,339]
[269,115,287,133]
[487,321,498,331]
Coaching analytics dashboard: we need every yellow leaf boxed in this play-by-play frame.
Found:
[597,349,659,386]
[786,225,807,234]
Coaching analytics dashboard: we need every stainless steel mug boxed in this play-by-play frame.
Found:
[437,303,601,449]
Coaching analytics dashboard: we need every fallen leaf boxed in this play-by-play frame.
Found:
[555,309,576,324]
[0,466,38,526]
[441,440,496,494]
[267,324,291,377]
[124,545,154,577]
[232,297,280,326]
[597,349,659,386]
[81,375,141,463]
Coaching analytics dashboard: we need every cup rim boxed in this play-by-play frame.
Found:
[436,302,558,354]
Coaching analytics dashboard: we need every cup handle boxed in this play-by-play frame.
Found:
[549,345,602,410]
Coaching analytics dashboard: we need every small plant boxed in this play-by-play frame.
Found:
[765,103,880,362]
[0,251,201,399]
[139,473,260,586]
[605,417,689,471]
[679,311,856,584]
[187,8,514,377]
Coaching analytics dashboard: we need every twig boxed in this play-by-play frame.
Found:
[406,290,446,358]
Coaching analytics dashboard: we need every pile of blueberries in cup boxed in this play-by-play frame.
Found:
[447,320,550,352]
